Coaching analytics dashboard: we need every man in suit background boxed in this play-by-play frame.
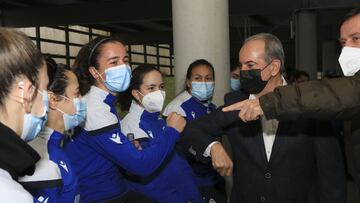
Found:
[179,33,346,203]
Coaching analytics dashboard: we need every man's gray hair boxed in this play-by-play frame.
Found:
[244,33,285,71]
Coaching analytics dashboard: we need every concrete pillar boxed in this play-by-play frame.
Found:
[172,0,230,105]
[295,10,318,80]
[322,40,342,77]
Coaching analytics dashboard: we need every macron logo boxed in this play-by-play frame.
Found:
[59,161,68,172]
[147,131,154,138]
[191,111,196,119]
[110,133,122,144]
[37,196,49,203]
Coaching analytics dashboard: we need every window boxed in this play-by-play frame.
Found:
[128,44,174,76]
[16,25,111,66]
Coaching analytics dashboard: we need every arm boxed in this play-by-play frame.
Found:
[311,121,346,203]
[89,124,180,177]
[260,74,360,120]
[178,107,239,161]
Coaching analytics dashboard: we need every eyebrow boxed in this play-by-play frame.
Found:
[107,56,120,61]
[143,83,164,87]
[350,32,360,37]
[193,74,212,77]
[243,60,257,65]
[339,32,360,41]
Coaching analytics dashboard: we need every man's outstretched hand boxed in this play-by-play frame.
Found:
[222,98,264,122]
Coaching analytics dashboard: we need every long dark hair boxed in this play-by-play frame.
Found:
[48,63,72,96]
[72,36,121,96]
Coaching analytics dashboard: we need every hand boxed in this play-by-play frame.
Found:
[222,99,264,122]
[166,112,186,133]
[132,140,142,150]
[210,143,233,176]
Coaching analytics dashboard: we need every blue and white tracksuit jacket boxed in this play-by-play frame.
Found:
[163,91,222,187]
[64,86,180,203]
[19,127,79,203]
[121,101,203,203]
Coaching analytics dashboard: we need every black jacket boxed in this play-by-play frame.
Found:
[0,122,39,180]
[179,91,346,203]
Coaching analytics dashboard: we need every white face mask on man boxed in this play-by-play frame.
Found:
[338,46,360,76]
[138,90,166,113]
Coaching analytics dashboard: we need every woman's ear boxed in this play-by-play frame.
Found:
[88,67,99,80]
[131,89,141,102]
[48,92,58,110]
[18,79,34,114]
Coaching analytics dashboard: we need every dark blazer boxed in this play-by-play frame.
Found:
[179,90,347,203]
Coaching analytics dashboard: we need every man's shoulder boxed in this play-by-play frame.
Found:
[224,90,249,105]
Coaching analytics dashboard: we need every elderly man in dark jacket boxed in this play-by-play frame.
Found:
[179,33,346,203]
[223,8,360,192]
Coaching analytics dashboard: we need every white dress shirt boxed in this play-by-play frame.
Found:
[249,76,286,161]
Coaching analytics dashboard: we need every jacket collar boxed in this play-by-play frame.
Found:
[0,122,40,180]
[129,100,160,119]
[38,127,64,147]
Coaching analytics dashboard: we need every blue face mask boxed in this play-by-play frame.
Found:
[21,90,48,142]
[57,97,87,131]
[230,78,241,91]
[101,64,132,93]
[191,82,215,101]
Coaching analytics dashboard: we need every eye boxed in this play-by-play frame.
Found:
[353,36,360,43]
[160,85,165,90]
[206,76,214,81]
[193,76,201,81]
[247,64,254,69]
[109,61,118,66]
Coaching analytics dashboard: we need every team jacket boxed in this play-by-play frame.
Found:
[163,91,221,187]
[64,86,180,203]
[19,127,80,203]
[121,101,203,203]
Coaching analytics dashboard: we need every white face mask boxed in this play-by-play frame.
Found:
[338,46,360,76]
[138,90,166,113]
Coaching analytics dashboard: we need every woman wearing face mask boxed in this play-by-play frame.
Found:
[0,28,49,202]
[230,61,242,92]
[19,62,85,203]
[64,37,185,203]
[163,59,227,203]
[120,65,202,203]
